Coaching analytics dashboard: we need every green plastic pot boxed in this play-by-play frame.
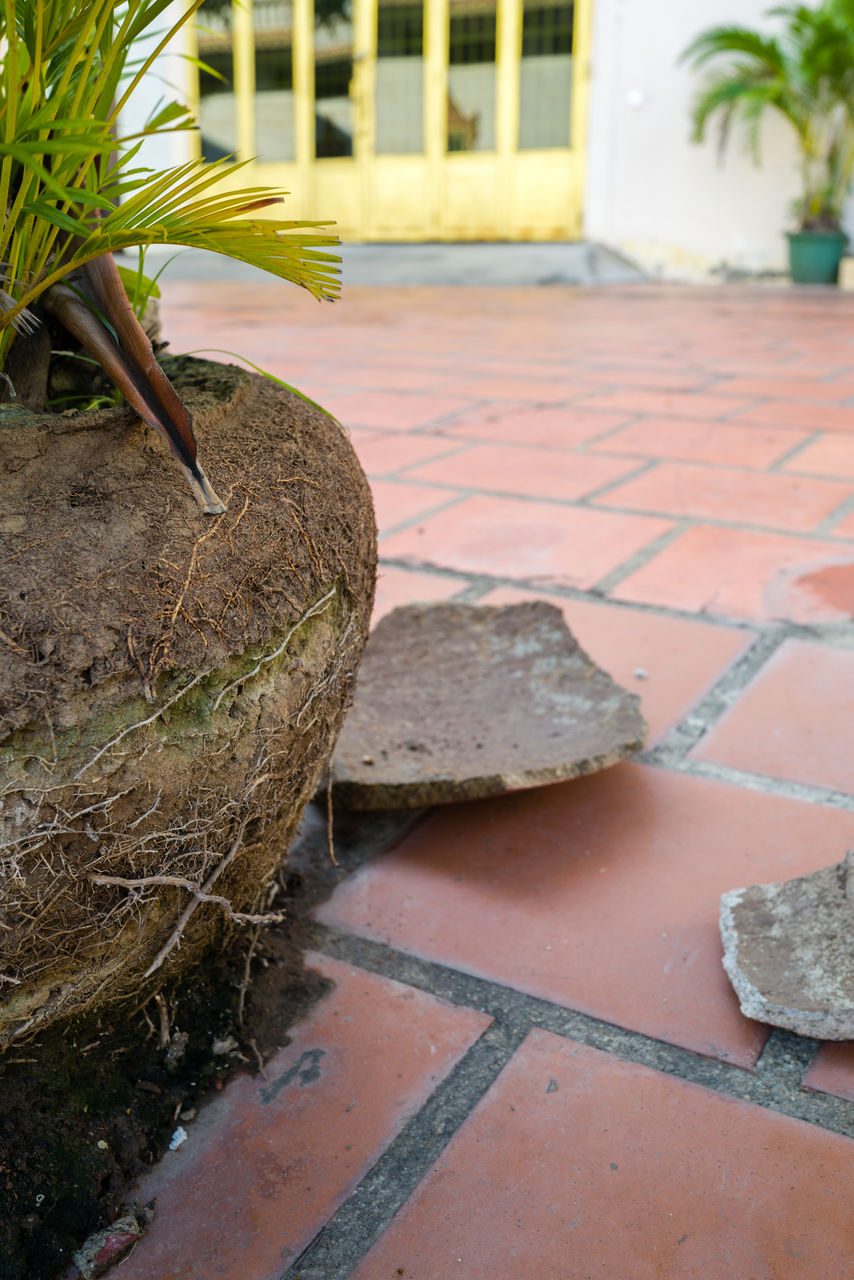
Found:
[787,229,848,284]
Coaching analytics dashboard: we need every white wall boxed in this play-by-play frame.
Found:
[119,1,196,177]
[584,0,828,279]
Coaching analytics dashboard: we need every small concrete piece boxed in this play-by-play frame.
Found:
[331,601,648,809]
[721,851,854,1039]
[73,1213,145,1278]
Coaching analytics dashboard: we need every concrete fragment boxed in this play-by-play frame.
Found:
[332,601,648,809]
[721,851,854,1039]
[73,1214,144,1278]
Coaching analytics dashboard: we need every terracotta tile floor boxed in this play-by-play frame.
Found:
[117,282,854,1279]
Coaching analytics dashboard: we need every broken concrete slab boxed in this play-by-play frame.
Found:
[721,851,854,1040]
[331,601,648,810]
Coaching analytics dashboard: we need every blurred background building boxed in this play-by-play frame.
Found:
[131,0,834,279]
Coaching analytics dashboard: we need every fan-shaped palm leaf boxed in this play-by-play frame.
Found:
[681,2,854,232]
[0,0,342,511]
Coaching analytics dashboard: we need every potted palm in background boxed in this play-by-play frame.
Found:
[0,0,376,1047]
[682,0,854,284]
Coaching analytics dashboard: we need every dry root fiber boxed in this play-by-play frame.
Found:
[0,359,376,1045]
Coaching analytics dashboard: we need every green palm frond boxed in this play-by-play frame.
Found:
[681,1,854,228]
[0,0,340,368]
[681,26,788,76]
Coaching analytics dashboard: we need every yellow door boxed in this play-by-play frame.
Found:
[192,0,590,240]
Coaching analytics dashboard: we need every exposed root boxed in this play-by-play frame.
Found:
[248,1036,269,1080]
[153,993,170,1049]
[326,764,337,866]
[87,873,287,927]
[211,584,337,713]
[72,671,209,782]
[142,811,254,978]
[0,362,377,1041]
[237,925,262,1029]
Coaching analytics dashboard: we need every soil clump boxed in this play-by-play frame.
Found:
[0,800,418,1280]
[0,356,376,1042]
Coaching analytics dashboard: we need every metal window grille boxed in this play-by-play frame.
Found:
[378,3,424,57]
[521,2,573,57]
[449,10,497,66]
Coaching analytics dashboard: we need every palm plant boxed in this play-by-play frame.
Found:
[681,1,854,234]
[0,0,341,511]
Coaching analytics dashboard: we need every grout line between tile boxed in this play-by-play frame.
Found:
[281,924,854,1280]
[642,755,854,812]
[375,492,469,541]
[584,444,814,472]
[375,558,854,651]
[280,1018,527,1280]
[589,521,692,595]
[573,457,659,502]
[374,556,759,633]
[446,580,496,604]
[641,628,789,761]
[814,490,854,536]
[365,441,478,480]
[586,498,854,542]
[766,430,825,473]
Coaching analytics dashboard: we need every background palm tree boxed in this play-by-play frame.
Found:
[681,1,854,232]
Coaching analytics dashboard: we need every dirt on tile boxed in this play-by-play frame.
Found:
[0,865,333,1280]
[0,796,420,1280]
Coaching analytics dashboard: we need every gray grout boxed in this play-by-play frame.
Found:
[590,521,692,594]
[283,554,854,1276]
[640,627,789,761]
[814,489,854,536]
[374,555,753,633]
[582,499,854,543]
[570,456,659,501]
[375,491,469,541]
[280,925,854,1280]
[767,430,825,472]
[372,472,854,543]
[279,1015,525,1280]
[376,555,854,653]
[656,756,854,813]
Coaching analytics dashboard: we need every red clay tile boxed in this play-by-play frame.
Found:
[118,953,490,1280]
[350,430,464,476]
[576,389,754,420]
[327,362,454,391]
[692,639,854,794]
[444,404,632,448]
[593,417,808,468]
[436,375,597,401]
[370,479,459,536]
[318,390,476,431]
[482,587,753,745]
[783,434,854,479]
[379,495,673,589]
[735,401,854,434]
[802,1043,854,1102]
[715,376,854,402]
[611,524,852,622]
[318,765,854,1063]
[706,358,847,380]
[434,401,529,431]
[373,565,463,622]
[401,443,642,502]
[351,1030,854,1280]
[581,365,712,391]
[596,461,853,532]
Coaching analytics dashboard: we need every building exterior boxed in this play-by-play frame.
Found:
[131,0,833,278]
